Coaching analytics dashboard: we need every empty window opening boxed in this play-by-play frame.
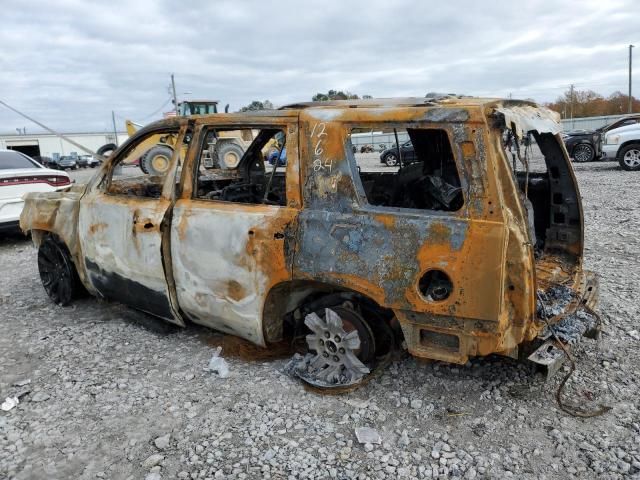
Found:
[106,128,187,198]
[194,127,287,206]
[347,127,463,212]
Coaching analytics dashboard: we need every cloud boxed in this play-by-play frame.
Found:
[0,0,637,132]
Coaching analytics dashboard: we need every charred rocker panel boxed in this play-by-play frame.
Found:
[85,259,174,320]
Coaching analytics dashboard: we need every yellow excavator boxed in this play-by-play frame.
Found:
[97,100,256,176]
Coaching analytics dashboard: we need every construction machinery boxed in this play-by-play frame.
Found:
[97,100,255,176]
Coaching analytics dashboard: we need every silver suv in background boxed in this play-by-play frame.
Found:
[602,124,640,171]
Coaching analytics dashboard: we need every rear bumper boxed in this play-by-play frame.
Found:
[0,198,25,225]
[396,270,599,365]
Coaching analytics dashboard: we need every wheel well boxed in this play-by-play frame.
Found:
[262,280,395,344]
[30,228,59,247]
[618,140,640,156]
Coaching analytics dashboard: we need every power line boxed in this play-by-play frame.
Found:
[137,97,173,121]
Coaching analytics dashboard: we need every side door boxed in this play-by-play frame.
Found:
[170,118,300,345]
[402,141,416,163]
[78,125,188,324]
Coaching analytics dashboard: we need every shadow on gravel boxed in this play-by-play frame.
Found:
[572,161,621,172]
[116,306,184,335]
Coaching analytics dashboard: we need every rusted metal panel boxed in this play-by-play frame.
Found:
[170,200,296,345]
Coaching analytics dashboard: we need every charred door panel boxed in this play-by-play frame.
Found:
[293,209,506,321]
[78,195,180,322]
[170,200,296,345]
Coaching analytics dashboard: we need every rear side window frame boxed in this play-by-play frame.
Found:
[343,123,469,216]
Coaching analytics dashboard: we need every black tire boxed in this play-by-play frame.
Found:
[97,143,117,157]
[37,236,83,306]
[216,142,245,169]
[383,152,399,167]
[140,145,174,176]
[572,143,595,162]
[617,143,640,171]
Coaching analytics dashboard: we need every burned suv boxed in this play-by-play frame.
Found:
[21,97,598,388]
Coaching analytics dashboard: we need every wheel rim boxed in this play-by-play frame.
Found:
[38,241,73,305]
[223,151,241,168]
[150,154,171,174]
[304,307,373,385]
[385,154,398,166]
[623,149,640,167]
[573,144,593,162]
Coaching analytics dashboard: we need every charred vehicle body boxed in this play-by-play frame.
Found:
[21,97,599,388]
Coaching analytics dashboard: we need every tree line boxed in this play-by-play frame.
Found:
[545,89,640,118]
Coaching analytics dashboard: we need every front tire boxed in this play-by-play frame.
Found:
[140,145,174,176]
[383,152,399,167]
[216,142,245,169]
[37,236,83,306]
[572,143,595,162]
[618,143,640,171]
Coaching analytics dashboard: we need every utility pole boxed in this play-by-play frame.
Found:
[629,45,634,113]
[111,110,119,146]
[171,73,178,115]
[569,84,575,128]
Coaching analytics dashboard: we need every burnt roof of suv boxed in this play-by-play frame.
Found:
[278,96,536,110]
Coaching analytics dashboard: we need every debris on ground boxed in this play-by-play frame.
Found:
[1,397,18,411]
[537,285,598,344]
[536,285,575,319]
[154,433,171,450]
[206,346,230,378]
[539,308,597,344]
[30,391,50,402]
[354,426,381,445]
[141,454,164,469]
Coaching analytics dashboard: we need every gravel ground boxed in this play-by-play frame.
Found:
[1,160,639,480]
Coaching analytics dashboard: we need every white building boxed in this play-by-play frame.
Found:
[0,131,128,159]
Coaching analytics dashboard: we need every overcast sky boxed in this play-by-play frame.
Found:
[0,0,637,133]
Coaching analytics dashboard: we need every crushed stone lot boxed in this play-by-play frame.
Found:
[1,161,639,480]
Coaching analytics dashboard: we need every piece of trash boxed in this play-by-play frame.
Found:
[31,391,50,402]
[355,426,381,445]
[1,397,19,411]
[207,346,230,378]
[446,408,469,417]
[343,398,371,409]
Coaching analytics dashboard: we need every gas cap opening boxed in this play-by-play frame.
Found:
[418,270,453,302]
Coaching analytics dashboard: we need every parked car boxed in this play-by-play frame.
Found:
[379,140,416,166]
[87,155,101,168]
[20,97,598,389]
[57,156,78,170]
[0,149,71,232]
[561,130,601,162]
[601,123,640,171]
[76,155,89,168]
[562,114,640,162]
